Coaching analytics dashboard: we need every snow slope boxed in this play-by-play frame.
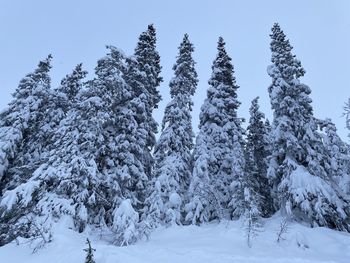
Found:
[0,215,349,263]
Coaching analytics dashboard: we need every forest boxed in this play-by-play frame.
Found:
[0,23,349,252]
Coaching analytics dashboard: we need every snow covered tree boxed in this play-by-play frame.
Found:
[0,55,52,193]
[115,56,151,212]
[343,100,350,194]
[113,199,140,246]
[241,98,271,247]
[35,88,104,233]
[264,118,272,154]
[320,119,350,195]
[20,64,88,172]
[320,119,349,177]
[0,56,55,245]
[0,61,103,245]
[186,37,245,224]
[267,23,350,231]
[132,24,163,178]
[58,63,86,106]
[243,187,262,248]
[134,24,162,109]
[70,45,153,243]
[244,97,273,217]
[345,99,350,136]
[83,46,149,243]
[41,62,88,144]
[48,63,87,132]
[0,48,133,245]
[0,62,86,202]
[241,155,263,248]
[146,34,198,227]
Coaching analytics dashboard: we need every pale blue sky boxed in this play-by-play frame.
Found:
[1,0,349,139]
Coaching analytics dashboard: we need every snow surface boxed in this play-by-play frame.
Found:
[0,215,349,263]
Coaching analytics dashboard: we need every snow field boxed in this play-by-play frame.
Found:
[0,215,349,263]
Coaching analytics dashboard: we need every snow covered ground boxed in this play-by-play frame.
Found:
[0,215,349,263]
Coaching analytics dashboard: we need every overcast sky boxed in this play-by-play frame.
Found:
[1,0,349,140]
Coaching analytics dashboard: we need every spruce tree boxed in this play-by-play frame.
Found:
[0,46,146,245]
[264,119,272,154]
[243,186,261,248]
[186,37,245,224]
[0,54,122,244]
[113,199,140,246]
[84,238,96,263]
[30,63,100,234]
[242,149,262,247]
[146,34,198,227]
[132,24,163,178]
[0,56,54,245]
[0,55,52,192]
[117,54,151,216]
[75,45,152,244]
[344,100,350,194]
[244,97,273,217]
[58,63,86,105]
[0,62,100,244]
[241,97,272,247]
[320,119,350,195]
[86,46,147,242]
[0,30,157,245]
[25,64,87,169]
[32,50,127,234]
[345,98,350,136]
[267,23,350,231]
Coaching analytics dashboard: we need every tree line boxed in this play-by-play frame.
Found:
[0,23,349,247]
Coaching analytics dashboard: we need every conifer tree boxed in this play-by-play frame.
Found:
[264,119,272,156]
[85,46,147,241]
[0,46,147,245]
[26,64,87,168]
[243,187,261,248]
[0,63,99,244]
[119,54,153,222]
[31,63,101,233]
[0,54,120,244]
[244,97,273,217]
[33,64,93,233]
[146,34,198,227]
[345,98,350,136]
[30,49,129,235]
[0,55,52,193]
[0,56,54,245]
[113,199,140,246]
[186,37,245,224]
[267,23,350,231]
[84,238,96,263]
[343,100,350,194]
[320,119,350,195]
[132,24,163,178]
[58,63,86,106]
[241,98,272,247]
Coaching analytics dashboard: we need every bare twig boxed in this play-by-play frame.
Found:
[276,217,289,243]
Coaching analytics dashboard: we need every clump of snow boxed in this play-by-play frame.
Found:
[169,192,181,207]
[0,179,40,210]
[281,165,348,221]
